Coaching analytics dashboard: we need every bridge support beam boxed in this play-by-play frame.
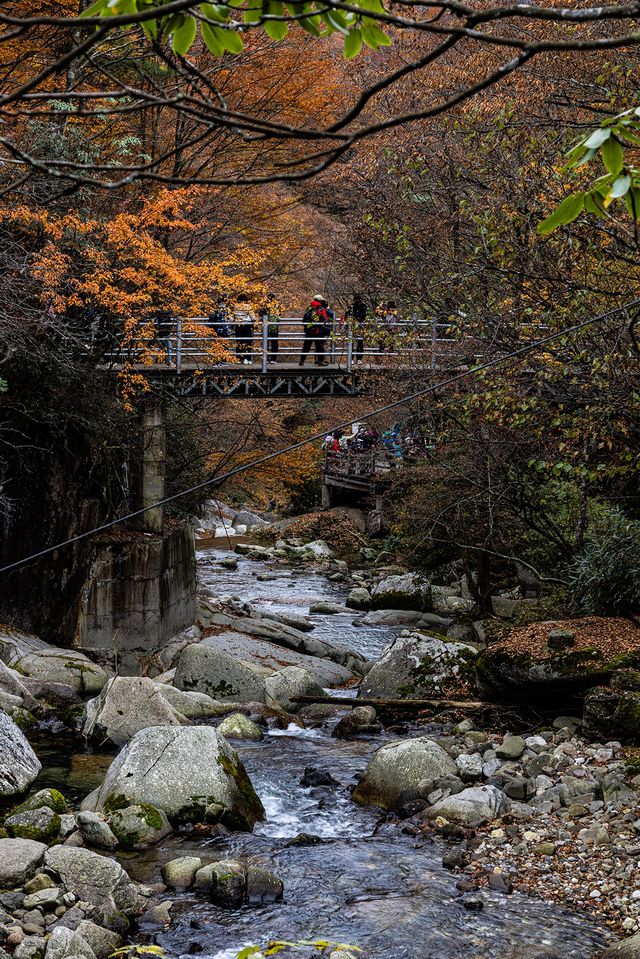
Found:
[321,481,332,510]
[141,400,166,534]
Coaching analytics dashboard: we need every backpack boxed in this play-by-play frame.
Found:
[304,306,330,337]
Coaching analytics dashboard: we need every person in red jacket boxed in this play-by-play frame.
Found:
[299,294,332,366]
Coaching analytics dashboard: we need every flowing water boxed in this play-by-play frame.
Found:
[32,546,612,959]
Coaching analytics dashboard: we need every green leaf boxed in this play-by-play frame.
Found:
[202,3,230,22]
[141,16,158,39]
[343,27,362,58]
[584,192,607,218]
[171,14,197,54]
[583,128,611,149]
[201,21,226,54]
[361,23,391,48]
[79,0,109,17]
[537,192,585,235]
[263,18,289,39]
[601,135,624,175]
[624,187,640,219]
[609,174,631,199]
[243,3,263,23]
[220,28,244,52]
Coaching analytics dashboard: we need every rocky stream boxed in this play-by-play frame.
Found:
[2,528,639,959]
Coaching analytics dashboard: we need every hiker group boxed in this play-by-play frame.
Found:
[204,291,400,366]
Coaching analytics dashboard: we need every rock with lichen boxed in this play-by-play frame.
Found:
[83,725,264,830]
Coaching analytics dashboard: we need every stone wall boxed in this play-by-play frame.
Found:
[75,524,196,673]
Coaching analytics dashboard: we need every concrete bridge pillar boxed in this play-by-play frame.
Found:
[321,480,332,510]
[141,400,166,534]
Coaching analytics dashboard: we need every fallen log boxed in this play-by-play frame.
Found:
[290,694,488,710]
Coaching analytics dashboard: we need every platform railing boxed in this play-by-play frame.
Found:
[103,317,458,374]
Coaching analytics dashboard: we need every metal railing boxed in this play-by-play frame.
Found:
[104,317,459,374]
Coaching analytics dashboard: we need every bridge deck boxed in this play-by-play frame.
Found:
[105,360,446,397]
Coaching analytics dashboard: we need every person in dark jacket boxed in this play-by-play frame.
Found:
[299,294,331,366]
[348,292,367,361]
[233,293,255,363]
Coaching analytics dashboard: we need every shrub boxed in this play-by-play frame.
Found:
[570,509,640,615]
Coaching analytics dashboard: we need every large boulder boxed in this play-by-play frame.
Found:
[352,737,457,810]
[597,934,640,959]
[0,838,47,887]
[370,574,431,611]
[87,725,264,830]
[476,617,640,703]
[425,785,509,827]
[200,630,357,686]
[174,645,266,703]
[265,666,325,712]
[359,632,477,700]
[196,608,361,671]
[0,630,108,694]
[83,677,185,746]
[44,846,139,917]
[0,710,41,798]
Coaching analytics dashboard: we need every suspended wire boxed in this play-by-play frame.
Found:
[1,299,636,577]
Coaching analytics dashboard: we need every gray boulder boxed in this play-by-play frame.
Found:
[76,812,118,851]
[218,712,263,741]
[426,785,509,826]
[197,610,360,671]
[359,632,477,700]
[0,710,41,798]
[309,602,346,615]
[83,677,185,747]
[597,935,640,959]
[162,857,202,891]
[174,645,266,703]
[371,574,431,611]
[0,838,47,887]
[107,803,171,849]
[346,587,371,610]
[44,846,139,917]
[0,630,108,694]
[352,737,457,810]
[265,666,325,712]
[74,922,122,959]
[45,927,96,959]
[88,725,264,830]
[159,685,227,718]
[358,610,424,627]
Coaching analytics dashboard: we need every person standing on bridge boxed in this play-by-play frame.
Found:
[346,292,368,362]
[299,294,331,367]
[233,294,255,364]
[259,293,280,364]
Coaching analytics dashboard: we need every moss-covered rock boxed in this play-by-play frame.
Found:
[370,573,431,612]
[359,631,478,700]
[477,621,640,705]
[108,803,171,848]
[5,806,61,843]
[12,788,68,816]
[89,725,264,830]
[584,685,640,744]
[217,712,263,742]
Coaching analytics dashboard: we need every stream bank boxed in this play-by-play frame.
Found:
[0,532,636,959]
